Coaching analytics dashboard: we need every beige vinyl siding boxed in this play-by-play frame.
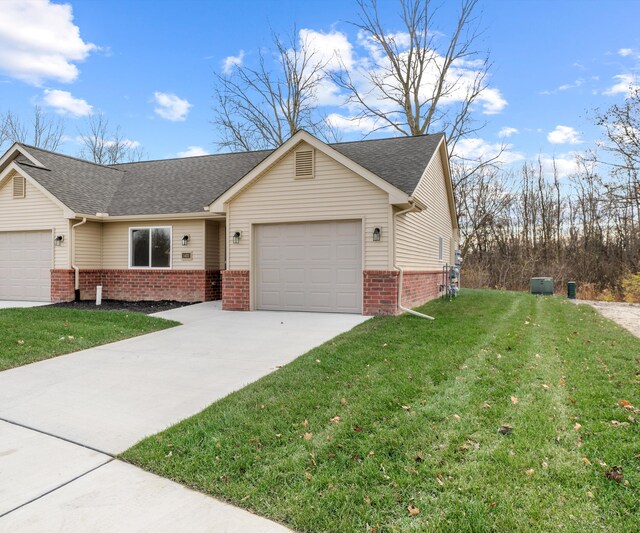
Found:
[227,142,391,270]
[0,171,69,268]
[74,220,102,268]
[102,219,206,269]
[204,220,223,269]
[395,147,456,270]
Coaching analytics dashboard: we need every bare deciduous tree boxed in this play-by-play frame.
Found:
[213,29,339,151]
[0,106,65,151]
[77,113,145,164]
[334,0,490,151]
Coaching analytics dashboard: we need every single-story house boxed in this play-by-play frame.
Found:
[0,130,458,315]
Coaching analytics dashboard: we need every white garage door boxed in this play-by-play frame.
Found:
[256,220,362,313]
[0,231,52,301]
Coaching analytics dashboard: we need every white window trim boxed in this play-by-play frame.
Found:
[128,226,173,269]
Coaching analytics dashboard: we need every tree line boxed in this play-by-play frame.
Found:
[458,91,640,301]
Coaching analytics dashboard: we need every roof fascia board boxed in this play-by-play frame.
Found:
[209,131,410,211]
[0,143,47,172]
[409,135,458,230]
[438,137,459,230]
[0,162,75,217]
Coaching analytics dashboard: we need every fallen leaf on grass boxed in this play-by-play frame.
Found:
[542,384,549,390]
[401,405,411,411]
[407,504,420,516]
[305,472,312,480]
[605,466,623,483]
[330,416,341,424]
[340,397,347,405]
[302,419,309,428]
[574,423,582,431]
[436,474,444,486]
[618,400,634,410]
[453,414,461,421]
[498,425,513,435]
[16,339,24,346]
[482,402,491,409]
[510,396,519,404]
[353,425,364,432]
[525,469,535,476]
[582,457,591,465]
[304,432,313,440]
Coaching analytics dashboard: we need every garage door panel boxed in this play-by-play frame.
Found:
[256,221,362,313]
[0,231,52,302]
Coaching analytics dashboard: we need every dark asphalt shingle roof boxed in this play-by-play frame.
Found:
[14,133,443,216]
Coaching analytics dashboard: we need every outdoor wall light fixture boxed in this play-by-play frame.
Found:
[182,234,190,246]
[233,231,242,244]
[54,235,64,246]
[373,227,381,241]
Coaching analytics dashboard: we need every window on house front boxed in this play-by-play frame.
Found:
[438,236,444,262]
[130,227,171,268]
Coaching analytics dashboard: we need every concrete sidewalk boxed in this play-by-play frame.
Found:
[0,302,368,530]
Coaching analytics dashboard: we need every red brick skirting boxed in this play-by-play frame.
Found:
[222,270,250,311]
[51,269,75,303]
[51,269,221,303]
[363,269,443,316]
[363,270,399,316]
[401,270,442,309]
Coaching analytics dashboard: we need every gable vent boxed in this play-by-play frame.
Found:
[295,149,314,179]
[12,175,26,199]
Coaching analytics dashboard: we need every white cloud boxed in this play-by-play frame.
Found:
[222,50,245,75]
[153,92,192,121]
[75,135,140,149]
[176,146,209,158]
[0,0,96,85]
[42,89,92,117]
[541,78,584,95]
[299,29,354,71]
[603,73,638,96]
[453,137,525,165]
[539,152,580,178]
[498,127,518,138]
[478,87,508,115]
[547,125,582,145]
[618,48,634,57]
[325,113,378,133]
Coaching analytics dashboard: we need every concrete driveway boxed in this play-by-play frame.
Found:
[0,302,368,530]
[0,301,49,309]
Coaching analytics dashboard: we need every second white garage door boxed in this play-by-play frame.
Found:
[0,231,52,302]
[256,220,362,313]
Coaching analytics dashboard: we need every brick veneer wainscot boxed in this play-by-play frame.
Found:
[51,269,221,303]
[221,270,250,311]
[363,270,443,316]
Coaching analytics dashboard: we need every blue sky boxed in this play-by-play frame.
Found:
[1,0,639,176]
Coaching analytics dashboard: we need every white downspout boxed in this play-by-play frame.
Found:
[393,202,435,320]
[71,217,87,296]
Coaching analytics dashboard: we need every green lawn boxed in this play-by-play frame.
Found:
[0,307,178,371]
[123,290,639,532]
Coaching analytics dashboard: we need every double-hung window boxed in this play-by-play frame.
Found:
[129,227,172,268]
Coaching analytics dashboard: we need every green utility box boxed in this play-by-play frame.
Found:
[567,281,577,299]
[530,277,553,295]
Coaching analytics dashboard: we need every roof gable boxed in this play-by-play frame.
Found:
[209,131,421,211]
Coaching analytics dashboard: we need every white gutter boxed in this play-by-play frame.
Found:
[393,202,435,320]
[71,217,87,294]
